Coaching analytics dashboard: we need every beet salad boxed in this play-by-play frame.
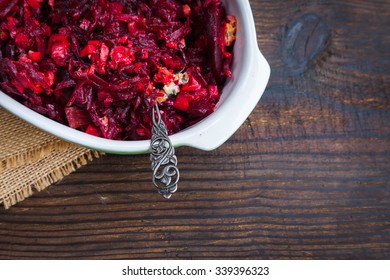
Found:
[0,0,236,140]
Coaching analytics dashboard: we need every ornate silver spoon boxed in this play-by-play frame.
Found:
[150,104,179,199]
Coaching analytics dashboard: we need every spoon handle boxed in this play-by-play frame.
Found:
[150,104,179,199]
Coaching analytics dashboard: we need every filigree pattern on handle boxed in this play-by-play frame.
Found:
[150,104,179,199]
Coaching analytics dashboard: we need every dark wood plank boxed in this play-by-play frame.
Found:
[0,0,389,259]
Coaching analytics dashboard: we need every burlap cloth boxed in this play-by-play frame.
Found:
[0,107,102,209]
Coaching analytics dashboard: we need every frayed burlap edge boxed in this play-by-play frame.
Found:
[0,140,71,173]
[0,148,102,209]
[0,107,72,173]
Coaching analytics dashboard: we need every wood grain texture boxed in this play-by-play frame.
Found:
[0,0,389,259]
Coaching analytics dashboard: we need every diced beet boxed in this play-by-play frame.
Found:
[14,33,29,49]
[26,0,42,9]
[108,46,134,70]
[28,51,41,62]
[0,0,236,140]
[173,93,192,111]
[65,106,91,129]
[181,74,201,92]
[80,44,97,57]
[85,124,101,137]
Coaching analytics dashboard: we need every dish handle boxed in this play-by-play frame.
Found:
[172,50,271,151]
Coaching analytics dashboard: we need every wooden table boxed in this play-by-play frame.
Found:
[0,0,389,259]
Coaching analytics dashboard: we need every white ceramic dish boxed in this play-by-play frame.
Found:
[0,0,270,154]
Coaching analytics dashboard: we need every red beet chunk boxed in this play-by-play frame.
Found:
[65,106,91,128]
[0,0,236,140]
